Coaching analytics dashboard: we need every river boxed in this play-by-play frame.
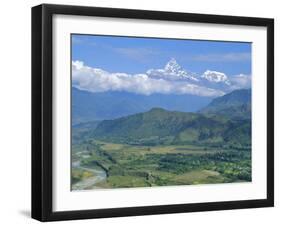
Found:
[72,161,107,190]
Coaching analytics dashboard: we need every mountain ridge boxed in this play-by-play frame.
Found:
[199,89,251,119]
[73,58,251,98]
[72,87,212,125]
[89,106,250,147]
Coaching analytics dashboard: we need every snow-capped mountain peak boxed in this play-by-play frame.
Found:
[164,58,182,73]
[201,70,230,85]
[147,58,199,82]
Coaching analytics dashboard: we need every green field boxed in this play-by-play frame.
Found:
[71,139,251,190]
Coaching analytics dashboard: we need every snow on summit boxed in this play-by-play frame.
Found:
[72,58,250,96]
[164,58,184,74]
[147,58,199,82]
[201,70,230,85]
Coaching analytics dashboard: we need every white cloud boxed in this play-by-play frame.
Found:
[72,61,224,97]
[229,74,251,90]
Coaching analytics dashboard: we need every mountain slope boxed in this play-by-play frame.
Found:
[146,58,199,81]
[72,87,212,125]
[90,108,251,147]
[199,89,251,119]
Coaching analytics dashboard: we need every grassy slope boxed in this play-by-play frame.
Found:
[199,89,251,119]
[89,108,251,148]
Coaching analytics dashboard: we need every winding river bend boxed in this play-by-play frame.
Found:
[72,161,107,190]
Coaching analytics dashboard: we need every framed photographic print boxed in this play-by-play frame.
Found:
[32,4,274,221]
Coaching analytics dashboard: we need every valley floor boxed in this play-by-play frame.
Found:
[71,140,251,190]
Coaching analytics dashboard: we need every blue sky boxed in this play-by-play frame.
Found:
[72,34,251,76]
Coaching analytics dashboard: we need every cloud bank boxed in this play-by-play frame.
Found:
[229,74,251,90]
[72,59,251,97]
[72,61,225,97]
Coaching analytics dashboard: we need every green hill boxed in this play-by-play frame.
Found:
[90,108,251,148]
[199,89,251,119]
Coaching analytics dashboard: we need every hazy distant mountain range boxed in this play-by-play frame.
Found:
[72,88,251,148]
[72,87,251,125]
[72,87,212,125]
[72,58,251,124]
[72,58,251,148]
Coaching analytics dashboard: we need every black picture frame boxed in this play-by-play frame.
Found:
[32,3,274,222]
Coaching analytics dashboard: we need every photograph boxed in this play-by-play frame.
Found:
[71,34,252,190]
